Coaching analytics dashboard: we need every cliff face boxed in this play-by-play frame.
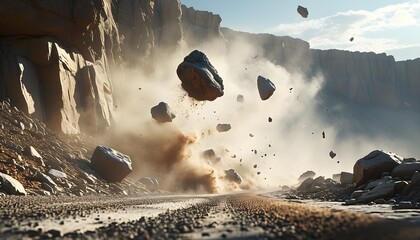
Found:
[0,0,223,134]
[222,28,420,109]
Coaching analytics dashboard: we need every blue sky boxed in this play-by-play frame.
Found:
[180,0,420,60]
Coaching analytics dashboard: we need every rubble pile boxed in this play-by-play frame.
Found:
[292,150,420,209]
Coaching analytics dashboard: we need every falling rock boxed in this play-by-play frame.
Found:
[257,75,276,100]
[357,180,395,203]
[224,169,243,184]
[176,50,224,101]
[216,124,231,132]
[139,177,159,191]
[150,102,176,123]
[90,146,132,182]
[201,149,221,164]
[350,37,354,42]
[0,172,27,195]
[298,170,316,182]
[391,162,420,180]
[353,150,402,186]
[340,172,354,185]
[237,94,244,103]
[297,5,309,18]
[329,151,336,159]
[268,117,272,122]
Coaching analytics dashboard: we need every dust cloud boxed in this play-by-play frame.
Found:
[97,33,420,193]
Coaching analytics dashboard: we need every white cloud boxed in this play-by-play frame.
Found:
[266,0,420,59]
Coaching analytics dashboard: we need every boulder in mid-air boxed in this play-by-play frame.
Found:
[90,146,132,182]
[176,50,224,101]
[216,124,231,132]
[257,75,276,100]
[225,169,243,184]
[151,102,175,123]
[297,5,309,18]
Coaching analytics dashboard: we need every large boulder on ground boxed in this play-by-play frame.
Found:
[297,177,314,191]
[340,172,354,185]
[0,172,27,195]
[298,170,316,183]
[90,146,132,182]
[357,180,395,203]
[391,162,420,180]
[139,177,159,191]
[176,50,224,101]
[353,150,402,186]
[224,169,243,184]
[216,123,231,132]
[297,5,309,18]
[257,75,276,100]
[150,102,176,123]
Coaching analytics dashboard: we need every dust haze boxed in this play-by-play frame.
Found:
[96,34,420,193]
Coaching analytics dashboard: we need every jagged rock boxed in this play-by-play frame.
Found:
[329,151,336,159]
[297,5,309,18]
[298,170,316,182]
[224,169,243,184]
[237,94,244,103]
[297,177,314,191]
[353,150,402,186]
[0,172,26,195]
[391,162,420,180]
[34,171,57,187]
[257,75,276,100]
[312,176,325,187]
[139,177,159,191]
[41,182,55,194]
[340,172,354,185]
[90,146,132,182]
[201,149,221,164]
[351,190,367,200]
[357,180,395,203]
[176,50,224,101]
[23,146,45,166]
[216,123,231,132]
[48,169,67,179]
[150,102,176,123]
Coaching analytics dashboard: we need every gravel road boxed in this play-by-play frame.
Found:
[1,193,420,239]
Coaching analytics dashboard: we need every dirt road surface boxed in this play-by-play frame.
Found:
[1,192,420,239]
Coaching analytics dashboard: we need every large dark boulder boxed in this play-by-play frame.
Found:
[353,150,402,186]
[297,5,309,18]
[391,162,420,180]
[176,50,224,101]
[90,146,132,182]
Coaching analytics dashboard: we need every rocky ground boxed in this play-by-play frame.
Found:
[1,193,420,239]
[0,100,152,197]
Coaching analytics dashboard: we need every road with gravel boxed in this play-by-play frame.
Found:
[1,192,420,239]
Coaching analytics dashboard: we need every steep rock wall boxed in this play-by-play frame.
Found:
[396,58,420,107]
[0,0,225,134]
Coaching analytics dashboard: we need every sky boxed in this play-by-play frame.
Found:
[180,0,420,61]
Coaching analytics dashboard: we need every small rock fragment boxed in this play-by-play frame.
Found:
[224,169,243,184]
[329,151,336,159]
[237,94,244,103]
[268,117,272,122]
[350,37,354,42]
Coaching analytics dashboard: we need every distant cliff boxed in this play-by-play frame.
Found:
[222,28,420,109]
[0,0,222,134]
